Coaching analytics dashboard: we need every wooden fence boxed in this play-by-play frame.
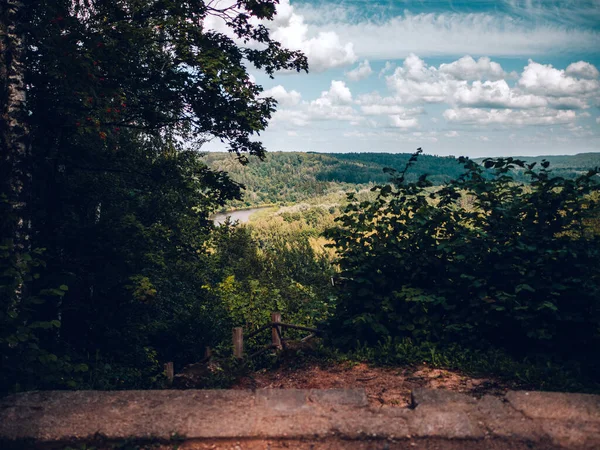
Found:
[233,312,323,359]
[163,312,323,384]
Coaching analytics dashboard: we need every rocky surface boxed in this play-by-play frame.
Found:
[0,388,599,449]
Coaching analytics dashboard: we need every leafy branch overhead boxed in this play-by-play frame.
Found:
[29,0,307,159]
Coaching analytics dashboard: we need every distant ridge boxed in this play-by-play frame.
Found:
[203,152,600,207]
[474,152,600,168]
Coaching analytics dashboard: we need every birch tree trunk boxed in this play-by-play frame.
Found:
[1,0,30,251]
[1,0,30,305]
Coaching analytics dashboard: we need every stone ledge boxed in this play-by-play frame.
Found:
[411,388,477,408]
[506,390,600,422]
[0,389,598,449]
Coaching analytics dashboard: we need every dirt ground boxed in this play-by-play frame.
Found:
[232,360,510,408]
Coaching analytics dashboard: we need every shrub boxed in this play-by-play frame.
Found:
[327,150,600,362]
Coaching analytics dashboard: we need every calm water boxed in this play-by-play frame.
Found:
[212,207,271,225]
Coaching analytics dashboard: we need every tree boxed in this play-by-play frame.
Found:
[0,0,308,391]
[1,0,30,301]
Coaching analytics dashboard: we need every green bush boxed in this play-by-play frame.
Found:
[207,223,335,346]
[327,151,600,362]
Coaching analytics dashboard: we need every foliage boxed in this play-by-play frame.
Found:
[207,222,336,343]
[327,150,600,368]
[0,242,88,391]
[1,0,308,393]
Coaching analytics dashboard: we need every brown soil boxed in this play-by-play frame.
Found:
[232,361,510,408]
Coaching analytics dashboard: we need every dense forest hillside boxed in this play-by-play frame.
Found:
[203,152,600,207]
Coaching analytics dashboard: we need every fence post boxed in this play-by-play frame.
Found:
[271,312,282,349]
[164,362,174,385]
[233,327,244,359]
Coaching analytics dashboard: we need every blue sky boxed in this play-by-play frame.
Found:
[206,0,600,157]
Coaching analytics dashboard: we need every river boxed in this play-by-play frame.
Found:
[212,206,272,225]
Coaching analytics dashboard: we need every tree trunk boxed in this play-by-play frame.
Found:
[1,0,31,292]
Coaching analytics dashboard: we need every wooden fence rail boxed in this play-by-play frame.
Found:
[233,312,323,360]
[164,312,324,380]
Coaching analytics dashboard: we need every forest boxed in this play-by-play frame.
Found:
[1,1,599,395]
[204,151,600,207]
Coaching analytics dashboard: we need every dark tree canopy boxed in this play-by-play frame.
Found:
[0,0,308,391]
[26,0,307,158]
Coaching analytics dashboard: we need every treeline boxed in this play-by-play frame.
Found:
[474,153,600,171]
[474,153,600,181]
[0,0,311,392]
[204,151,600,207]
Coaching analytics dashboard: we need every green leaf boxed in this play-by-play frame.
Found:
[515,284,536,293]
[74,363,89,373]
[539,301,558,312]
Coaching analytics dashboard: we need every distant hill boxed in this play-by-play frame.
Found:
[203,152,600,207]
[474,153,600,170]
[473,153,600,182]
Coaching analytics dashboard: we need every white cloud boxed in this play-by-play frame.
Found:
[203,0,356,72]
[566,61,600,80]
[439,56,507,81]
[452,80,547,109]
[315,80,353,105]
[596,117,600,124]
[270,80,360,126]
[261,85,302,106]
[313,105,359,122]
[385,55,598,112]
[546,97,589,110]
[343,131,367,138]
[379,61,396,78]
[270,1,356,71]
[295,7,600,59]
[390,116,419,129]
[306,102,360,122]
[264,50,599,147]
[361,104,422,116]
[566,123,595,138]
[356,92,424,116]
[502,1,600,30]
[518,61,600,97]
[346,60,373,81]
[271,109,310,127]
[386,54,452,103]
[443,108,577,126]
